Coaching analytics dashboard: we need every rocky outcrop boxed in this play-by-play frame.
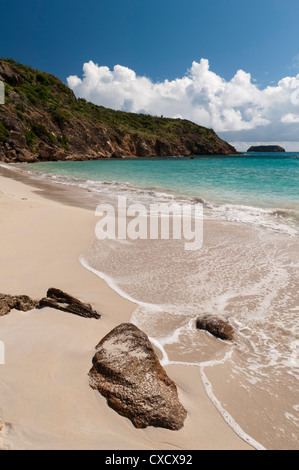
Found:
[38,288,101,319]
[89,323,187,430]
[0,61,24,87]
[0,294,37,316]
[196,314,234,341]
[0,288,100,319]
[0,59,239,163]
[247,145,285,153]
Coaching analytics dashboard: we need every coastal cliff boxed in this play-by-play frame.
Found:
[0,59,238,162]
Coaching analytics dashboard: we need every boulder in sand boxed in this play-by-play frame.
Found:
[196,314,234,341]
[89,323,187,430]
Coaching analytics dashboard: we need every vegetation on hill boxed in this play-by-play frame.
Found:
[0,58,237,162]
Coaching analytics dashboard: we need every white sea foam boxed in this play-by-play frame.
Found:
[147,332,266,450]
[79,255,161,313]
[2,162,298,236]
[198,351,266,451]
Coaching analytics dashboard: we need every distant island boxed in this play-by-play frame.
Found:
[0,59,238,163]
[247,145,285,153]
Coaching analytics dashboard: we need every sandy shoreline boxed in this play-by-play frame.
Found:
[0,167,253,450]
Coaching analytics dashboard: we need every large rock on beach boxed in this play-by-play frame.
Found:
[196,314,234,341]
[38,288,101,319]
[89,323,187,430]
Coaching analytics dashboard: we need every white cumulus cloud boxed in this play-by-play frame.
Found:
[67,59,299,147]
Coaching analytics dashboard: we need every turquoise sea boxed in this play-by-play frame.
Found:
[27,153,299,211]
[22,152,299,237]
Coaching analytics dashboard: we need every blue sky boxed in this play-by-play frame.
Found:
[2,0,299,149]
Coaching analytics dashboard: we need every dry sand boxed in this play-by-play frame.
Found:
[0,169,253,450]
